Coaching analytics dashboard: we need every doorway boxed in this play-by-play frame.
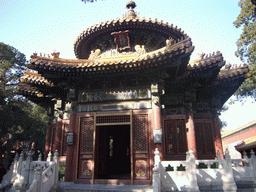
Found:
[95,125,131,179]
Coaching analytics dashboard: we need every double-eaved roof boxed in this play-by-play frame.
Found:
[17,1,250,108]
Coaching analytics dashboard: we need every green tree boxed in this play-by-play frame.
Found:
[234,0,256,98]
[0,43,48,166]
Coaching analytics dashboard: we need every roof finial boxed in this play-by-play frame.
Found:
[124,1,137,19]
[126,0,136,9]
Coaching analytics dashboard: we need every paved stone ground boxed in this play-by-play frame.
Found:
[57,182,153,192]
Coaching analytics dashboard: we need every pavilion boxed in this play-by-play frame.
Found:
[17,1,250,185]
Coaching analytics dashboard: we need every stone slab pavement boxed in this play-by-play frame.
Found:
[57,182,153,192]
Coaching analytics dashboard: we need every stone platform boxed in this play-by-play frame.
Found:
[57,182,153,192]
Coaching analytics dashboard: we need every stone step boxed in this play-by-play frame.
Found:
[57,182,153,192]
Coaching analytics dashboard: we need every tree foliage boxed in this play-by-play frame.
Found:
[0,43,48,165]
[234,0,256,97]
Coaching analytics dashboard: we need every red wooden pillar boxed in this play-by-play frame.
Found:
[65,111,78,181]
[54,120,63,153]
[186,113,197,158]
[213,115,224,157]
[152,106,163,159]
[44,124,52,160]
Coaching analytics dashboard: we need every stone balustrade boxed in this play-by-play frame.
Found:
[0,150,59,192]
[153,148,256,192]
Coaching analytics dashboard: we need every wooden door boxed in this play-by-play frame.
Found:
[78,117,94,179]
[164,119,187,159]
[133,115,149,180]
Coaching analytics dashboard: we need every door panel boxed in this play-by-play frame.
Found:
[78,117,94,179]
[133,115,149,180]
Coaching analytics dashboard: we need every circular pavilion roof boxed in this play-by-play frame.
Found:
[74,1,190,59]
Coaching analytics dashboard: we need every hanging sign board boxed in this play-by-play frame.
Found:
[66,132,75,145]
[153,129,162,144]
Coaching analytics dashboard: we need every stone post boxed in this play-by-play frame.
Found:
[216,150,223,169]
[186,149,200,192]
[11,152,19,183]
[223,149,237,191]
[47,151,52,162]
[153,148,161,192]
[34,165,43,192]
[14,151,24,187]
[21,151,32,191]
[53,150,59,189]
[38,153,42,161]
[250,150,256,178]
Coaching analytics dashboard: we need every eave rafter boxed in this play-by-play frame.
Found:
[28,37,194,80]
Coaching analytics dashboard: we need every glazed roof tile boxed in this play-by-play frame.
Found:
[74,17,189,59]
[29,37,194,74]
[20,69,53,86]
[17,82,44,97]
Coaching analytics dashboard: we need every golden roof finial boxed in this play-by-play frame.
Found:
[124,1,137,19]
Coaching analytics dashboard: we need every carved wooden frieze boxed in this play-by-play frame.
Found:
[193,111,212,119]
[162,108,185,115]
[161,95,184,105]
[78,89,151,103]
[193,102,210,111]
[78,101,152,112]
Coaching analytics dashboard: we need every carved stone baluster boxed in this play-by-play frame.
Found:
[53,150,59,189]
[38,153,42,161]
[47,151,52,162]
[250,150,256,178]
[153,148,161,192]
[243,151,249,166]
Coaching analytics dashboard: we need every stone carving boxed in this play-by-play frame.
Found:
[135,45,146,56]
[88,49,101,60]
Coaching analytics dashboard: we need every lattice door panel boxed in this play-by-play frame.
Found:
[164,119,187,156]
[133,115,149,180]
[133,115,148,153]
[80,117,94,154]
[195,122,215,159]
[96,115,130,124]
[78,117,94,179]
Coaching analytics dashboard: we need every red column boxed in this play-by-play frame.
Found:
[153,107,163,159]
[213,116,224,157]
[186,113,197,158]
[65,111,78,182]
[44,124,52,161]
[54,120,63,153]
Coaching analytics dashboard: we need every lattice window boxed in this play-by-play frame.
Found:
[133,115,148,153]
[96,115,130,124]
[80,118,94,153]
[195,122,215,158]
[165,119,187,155]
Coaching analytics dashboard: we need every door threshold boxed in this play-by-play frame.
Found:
[94,179,132,185]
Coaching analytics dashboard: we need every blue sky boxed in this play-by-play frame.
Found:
[1,0,255,130]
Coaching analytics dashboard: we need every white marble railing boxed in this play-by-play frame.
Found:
[0,150,59,192]
[153,148,256,192]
